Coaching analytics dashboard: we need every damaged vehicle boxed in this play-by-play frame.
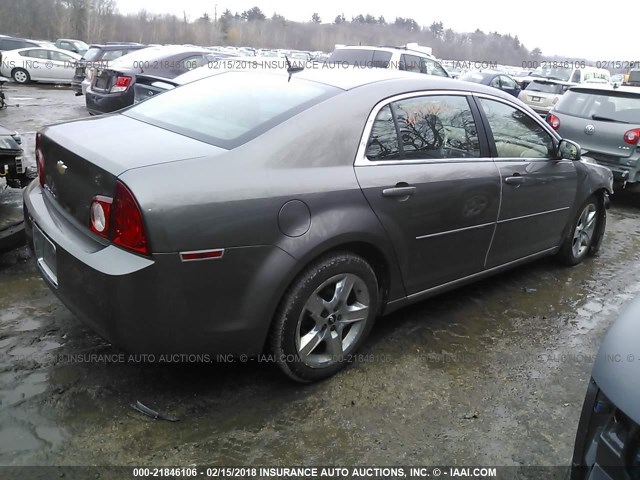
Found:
[571,295,640,479]
[0,124,27,251]
[24,68,613,382]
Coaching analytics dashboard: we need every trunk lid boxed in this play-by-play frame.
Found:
[39,114,225,226]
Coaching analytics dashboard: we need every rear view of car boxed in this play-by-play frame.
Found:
[547,86,640,189]
[86,46,214,114]
[72,44,147,96]
[518,79,571,115]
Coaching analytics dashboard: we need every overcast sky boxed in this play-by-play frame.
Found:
[115,0,628,60]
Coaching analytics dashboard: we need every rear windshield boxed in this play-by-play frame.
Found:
[526,81,567,94]
[629,71,640,84]
[328,49,392,68]
[555,89,640,124]
[529,66,573,82]
[123,71,341,149]
[83,47,102,62]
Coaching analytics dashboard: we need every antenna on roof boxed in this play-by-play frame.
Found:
[285,55,304,82]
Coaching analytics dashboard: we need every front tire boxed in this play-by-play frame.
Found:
[269,252,379,383]
[558,195,601,266]
[12,68,30,84]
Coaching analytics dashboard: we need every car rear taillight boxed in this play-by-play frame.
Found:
[111,181,148,254]
[88,181,149,255]
[90,195,112,237]
[623,129,640,146]
[35,132,45,187]
[547,114,560,130]
[110,75,132,93]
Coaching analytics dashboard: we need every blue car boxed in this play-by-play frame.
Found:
[459,70,522,97]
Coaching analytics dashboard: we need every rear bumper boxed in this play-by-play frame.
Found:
[85,87,134,114]
[23,181,297,356]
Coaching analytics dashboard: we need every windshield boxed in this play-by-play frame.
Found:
[328,49,392,68]
[555,89,640,124]
[530,66,572,82]
[459,72,484,83]
[83,47,102,62]
[123,71,341,149]
[526,81,567,94]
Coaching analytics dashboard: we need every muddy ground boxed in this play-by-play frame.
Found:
[1,84,640,471]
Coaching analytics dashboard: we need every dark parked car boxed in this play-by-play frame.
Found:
[0,36,51,52]
[72,43,147,95]
[54,38,89,56]
[459,70,521,97]
[547,85,640,190]
[24,68,613,382]
[85,45,216,114]
[571,295,640,479]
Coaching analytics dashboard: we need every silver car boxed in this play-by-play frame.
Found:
[518,79,572,115]
[547,85,640,189]
[24,68,612,382]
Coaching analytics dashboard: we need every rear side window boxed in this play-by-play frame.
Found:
[20,49,48,59]
[555,90,640,124]
[123,71,340,149]
[400,54,422,73]
[366,95,481,161]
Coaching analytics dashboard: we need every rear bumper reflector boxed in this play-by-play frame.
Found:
[180,249,225,262]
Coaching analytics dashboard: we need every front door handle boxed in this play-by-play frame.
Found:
[504,175,525,185]
[382,186,416,198]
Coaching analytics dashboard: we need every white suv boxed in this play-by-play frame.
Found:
[328,44,449,77]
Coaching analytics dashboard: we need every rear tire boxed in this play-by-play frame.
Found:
[12,68,30,84]
[269,252,379,383]
[558,195,601,266]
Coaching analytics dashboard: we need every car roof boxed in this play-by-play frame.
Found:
[569,84,640,95]
[8,46,81,55]
[334,45,434,58]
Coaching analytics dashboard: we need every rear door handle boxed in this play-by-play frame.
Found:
[504,175,525,185]
[382,186,416,197]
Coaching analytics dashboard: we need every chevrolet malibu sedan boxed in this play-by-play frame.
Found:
[24,68,613,382]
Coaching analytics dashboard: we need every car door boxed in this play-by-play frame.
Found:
[48,50,76,81]
[475,95,578,267]
[19,49,49,80]
[355,93,501,295]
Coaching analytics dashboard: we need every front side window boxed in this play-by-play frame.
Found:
[366,95,481,161]
[421,59,449,77]
[49,51,75,62]
[478,98,554,158]
[500,76,517,89]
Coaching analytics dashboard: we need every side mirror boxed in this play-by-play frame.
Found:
[558,139,581,161]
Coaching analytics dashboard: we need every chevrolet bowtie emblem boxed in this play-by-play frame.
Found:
[56,160,68,175]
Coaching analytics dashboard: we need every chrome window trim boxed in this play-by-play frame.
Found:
[416,221,495,240]
[354,90,476,167]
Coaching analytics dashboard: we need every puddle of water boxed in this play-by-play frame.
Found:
[0,427,42,455]
[0,371,48,407]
